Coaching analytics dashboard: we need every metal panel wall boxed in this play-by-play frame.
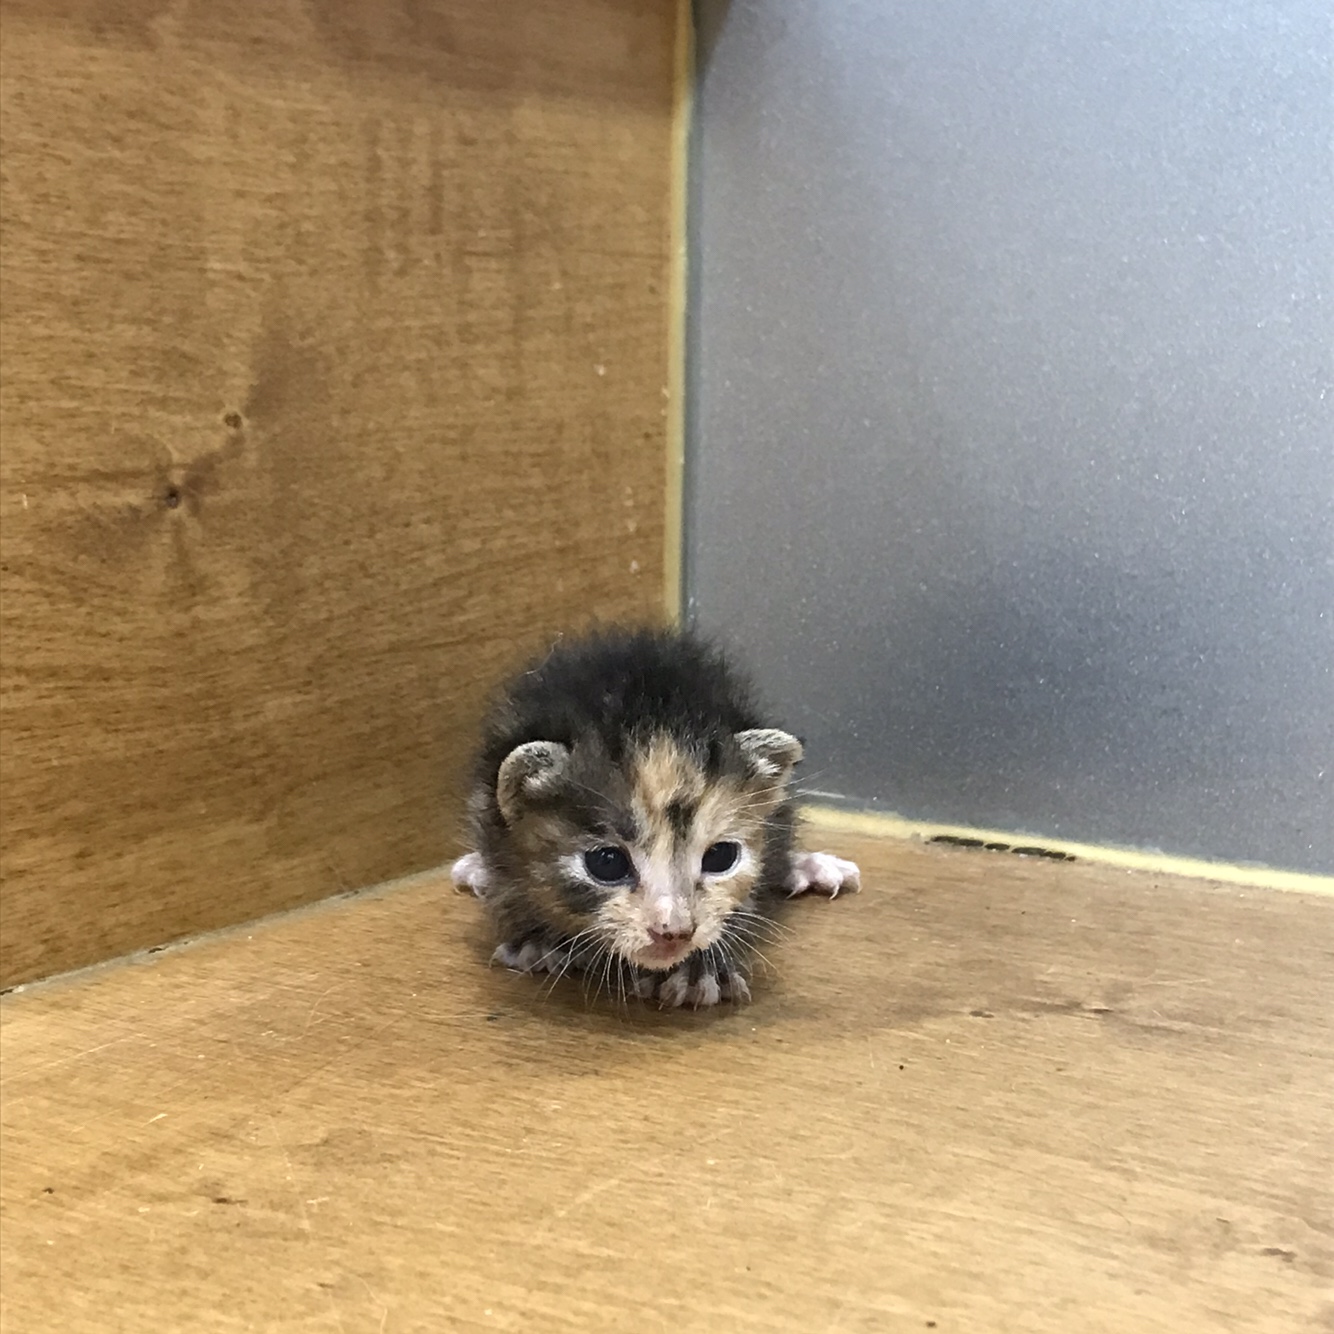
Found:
[687,0,1333,872]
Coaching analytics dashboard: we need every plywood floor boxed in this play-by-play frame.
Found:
[3,836,1331,1333]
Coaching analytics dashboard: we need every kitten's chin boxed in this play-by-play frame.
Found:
[630,941,695,971]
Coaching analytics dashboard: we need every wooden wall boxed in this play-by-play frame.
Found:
[0,0,679,988]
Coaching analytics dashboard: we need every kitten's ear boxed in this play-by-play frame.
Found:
[735,728,803,786]
[496,741,570,824]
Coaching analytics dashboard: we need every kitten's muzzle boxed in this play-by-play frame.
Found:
[636,928,696,969]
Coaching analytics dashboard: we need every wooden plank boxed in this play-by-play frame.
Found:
[3,835,1331,1332]
[0,0,676,986]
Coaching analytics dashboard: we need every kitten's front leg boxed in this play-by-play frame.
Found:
[786,850,861,899]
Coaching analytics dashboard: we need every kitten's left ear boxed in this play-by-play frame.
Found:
[735,728,803,785]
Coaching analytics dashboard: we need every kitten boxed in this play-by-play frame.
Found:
[451,627,859,1007]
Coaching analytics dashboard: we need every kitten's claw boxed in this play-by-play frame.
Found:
[491,939,570,974]
[787,850,861,899]
[451,851,490,898]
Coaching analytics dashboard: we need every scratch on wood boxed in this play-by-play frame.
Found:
[0,1035,145,1088]
[301,984,343,1038]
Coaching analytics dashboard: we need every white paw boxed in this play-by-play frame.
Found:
[451,851,490,898]
[491,940,569,974]
[657,968,726,1009]
[786,850,861,899]
[656,965,741,1003]
[718,971,751,1003]
[630,971,660,1000]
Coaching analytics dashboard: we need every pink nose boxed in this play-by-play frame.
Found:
[649,927,692,946]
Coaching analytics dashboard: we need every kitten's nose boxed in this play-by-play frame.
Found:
[649,926,693,946]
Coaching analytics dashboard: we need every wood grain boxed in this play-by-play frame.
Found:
[0,0,676,986]
[2,834,1331,1332]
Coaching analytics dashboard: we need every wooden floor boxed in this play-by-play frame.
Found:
[3,836,1331,1333]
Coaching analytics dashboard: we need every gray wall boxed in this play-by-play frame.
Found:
[686,0,1334,873]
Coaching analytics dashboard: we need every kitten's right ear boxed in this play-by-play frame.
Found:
[735,728,804,785]
[496,741,570,824]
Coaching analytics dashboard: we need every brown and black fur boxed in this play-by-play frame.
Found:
[452,626,858,1007]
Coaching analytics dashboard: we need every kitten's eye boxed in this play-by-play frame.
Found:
[584,846,633,884]
[700,841,741,875]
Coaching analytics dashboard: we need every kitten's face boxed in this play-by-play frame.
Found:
[495,729,800,970]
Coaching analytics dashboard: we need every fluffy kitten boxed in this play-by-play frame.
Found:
[451,627,859,1007]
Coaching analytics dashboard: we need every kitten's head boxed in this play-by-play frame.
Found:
[493,728,801,970]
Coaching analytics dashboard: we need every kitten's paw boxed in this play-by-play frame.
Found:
[630,971,660,1000]
[658,969,721,1009]
[787,850,861,899]
[655,960,750,1008]
[718,969,751,1003]
[451,851,490,897]
[491,939,570,974]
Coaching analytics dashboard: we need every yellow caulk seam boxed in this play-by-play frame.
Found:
[800,804,1334,897]
[663,0,693,625]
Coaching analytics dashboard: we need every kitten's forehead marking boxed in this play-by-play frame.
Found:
[628,733,766,861]
[632,735,707,814]
[664,798,695,840]
[629,736,708,873]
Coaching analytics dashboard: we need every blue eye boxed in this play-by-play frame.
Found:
[584,846,633,884]
[701,841,740,875]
